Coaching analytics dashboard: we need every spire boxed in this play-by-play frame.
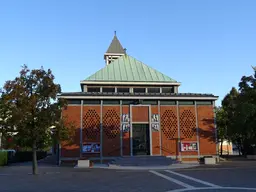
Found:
[105,31,125,54]
[104,32,126,65]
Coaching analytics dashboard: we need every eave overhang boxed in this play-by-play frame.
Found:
[58,92,218,101]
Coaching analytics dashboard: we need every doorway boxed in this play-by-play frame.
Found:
[132,124,150,155]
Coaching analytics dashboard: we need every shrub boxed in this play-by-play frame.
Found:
[0,151,8,166]
[10,151,47,163]
[247,146,256,155]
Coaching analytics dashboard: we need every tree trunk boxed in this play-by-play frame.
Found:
[32,141,38,175]
[0,132,2,149]
[220,139,223,156]
[242,141,249,157]
[238,145,241,156]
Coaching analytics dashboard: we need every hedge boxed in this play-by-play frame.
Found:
[10,151,47,163]
[0,151,8,166]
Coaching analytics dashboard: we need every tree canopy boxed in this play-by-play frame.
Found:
[217,67,256,156]
[0,65,73,174]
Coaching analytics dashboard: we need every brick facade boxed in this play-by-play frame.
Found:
[61,103,217,161]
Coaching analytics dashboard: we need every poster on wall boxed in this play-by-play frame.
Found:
[82,143,100,153]
[151,123,160,132]
[122,114,129,123]
[151,114,159,123]
[180,142,198,152]
[122,124,130,133]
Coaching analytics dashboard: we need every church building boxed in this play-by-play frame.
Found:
[59,33,218,163]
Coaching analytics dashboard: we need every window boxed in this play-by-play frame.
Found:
[117,88,130,93]
[67,99,81,105]
[162,87,174,93]
[147,88,160,93]
[133,88,146,93]
[196,101,212,105]
[179,101,194,105]
[102,87,115,93]
[142,100,158,105]
[83,100,101,105]
[122,100,136,105]
[87,87,100,92]
[103,100,120,105]
[160,100,176,105]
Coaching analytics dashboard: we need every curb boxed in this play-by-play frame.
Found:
[86,164,200,170]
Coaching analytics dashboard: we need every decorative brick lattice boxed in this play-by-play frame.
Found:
[180,110,196,138]
[161,110,178,139]
[83,109,100,140]
[103,109,120,139]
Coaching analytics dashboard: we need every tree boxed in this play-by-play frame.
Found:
[2,65,72,174]
[0,92,15,149]
[221,87,240,154]
[235,68,256,155]
[221,68,256,156]
[215,106,228,155]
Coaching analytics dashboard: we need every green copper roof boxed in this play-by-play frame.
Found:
[84,55,178,83]
[106,35,125,54]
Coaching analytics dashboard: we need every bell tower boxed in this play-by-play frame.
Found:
[104,31,125,65]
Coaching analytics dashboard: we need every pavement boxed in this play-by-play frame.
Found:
[0,161,256,192]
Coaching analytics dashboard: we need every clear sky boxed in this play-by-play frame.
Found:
[0,0,255,106]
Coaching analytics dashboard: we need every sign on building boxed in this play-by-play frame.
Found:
[181,142,198,152]
[82,143,100,153]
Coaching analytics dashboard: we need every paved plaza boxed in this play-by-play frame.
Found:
[1,161,256,192]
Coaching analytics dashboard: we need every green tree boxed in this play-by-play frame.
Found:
[222,68,256,156]
[0,93,15,149]
[2,65,72,174]
[215,106,228,155]
[234,68,256,155]
[221,87,240,154]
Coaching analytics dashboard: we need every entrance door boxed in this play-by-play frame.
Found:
[132,124,150,155]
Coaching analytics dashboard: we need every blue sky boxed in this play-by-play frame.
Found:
[0,0,255,106]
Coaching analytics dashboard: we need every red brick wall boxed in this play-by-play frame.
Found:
[82,106,101,158]
[197,105,216,155]
[61,106,81,158]
[179,106,198,157]
[102,106,121,156]
[160,106,178,157]
[159,105,216,159]
[61,103,217,160]
[132,106,149,122]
